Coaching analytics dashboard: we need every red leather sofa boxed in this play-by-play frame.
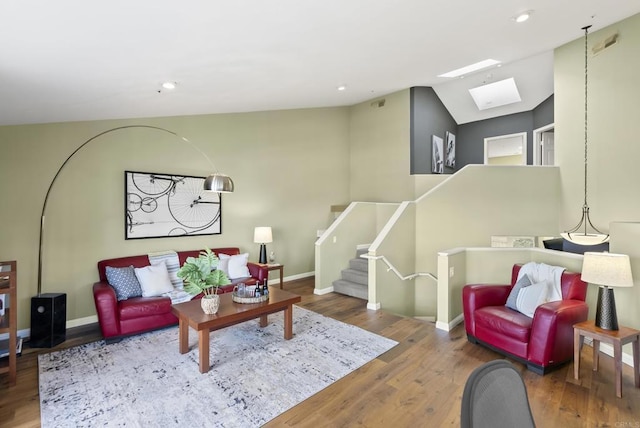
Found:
[462,264,588,375]
[93,247,268,343]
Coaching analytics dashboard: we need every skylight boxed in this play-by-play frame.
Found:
[438,59,501,78]
[468,77,521,110]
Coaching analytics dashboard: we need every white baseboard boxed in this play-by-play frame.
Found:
[414,316,435,323]
[67,315,98,328]
[279,271,313,284]
[435,313,464,332]
[367,302,381,310]
[314,286,334,295]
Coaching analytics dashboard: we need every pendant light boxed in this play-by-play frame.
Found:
[561,25,609,246]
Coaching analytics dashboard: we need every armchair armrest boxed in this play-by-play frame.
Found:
[463,284,511,336]
[247,262,268,283]
[92,281,120,338]
[528,300,589,367]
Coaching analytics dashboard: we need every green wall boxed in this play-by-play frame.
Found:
[348,89,413,202]
[555,12,640,331]
[0,108,350,329]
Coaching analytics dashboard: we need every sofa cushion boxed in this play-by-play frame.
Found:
[119,296,173,321]
[105,265,143,301]
[515,280,551,318]
[134,262,175,297]
[505,274,531,311]
[475,306,532,343]
[218,253,250,279]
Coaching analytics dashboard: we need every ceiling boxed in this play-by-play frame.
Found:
[1,1,639,127]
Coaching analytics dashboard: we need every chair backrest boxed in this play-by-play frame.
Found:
[511,264,587,301]
[461,360,536,428]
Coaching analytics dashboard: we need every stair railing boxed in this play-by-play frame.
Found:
[361,254,437,281]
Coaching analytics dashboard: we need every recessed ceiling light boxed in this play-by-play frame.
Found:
[337,85,347,91]
[514,10,533,23]
[162,81,177,90]
[438,59,501,78]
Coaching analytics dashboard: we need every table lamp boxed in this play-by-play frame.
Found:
[581,252,634,330]
[254,227,273,264]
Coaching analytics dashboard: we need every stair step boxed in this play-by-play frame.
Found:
[349,257,368,272]
[332,279,368,300]
[355,247,369,257]
[341,268,368,285]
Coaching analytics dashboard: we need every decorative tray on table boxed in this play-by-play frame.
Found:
[231,292,269,304]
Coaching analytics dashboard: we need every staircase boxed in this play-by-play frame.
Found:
[332,248,368,300]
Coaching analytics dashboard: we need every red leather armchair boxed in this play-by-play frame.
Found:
[463,264,588,375]
[93,247,268,343]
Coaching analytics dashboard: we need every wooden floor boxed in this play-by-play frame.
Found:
[1,277,639,427]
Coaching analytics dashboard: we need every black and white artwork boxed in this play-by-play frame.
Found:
[445,131,456,168]
[432,135,444,173]
[125,171,221,239]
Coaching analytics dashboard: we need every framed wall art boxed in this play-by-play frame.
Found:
[125,170,222,239]
[445,131,456,168]
[432,135,444,173]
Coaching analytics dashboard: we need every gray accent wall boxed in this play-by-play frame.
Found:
[410,87,458,174]
[533,95,554,129]
[410,88,553,172]
[456,96,554,167]
[456,111,534,166]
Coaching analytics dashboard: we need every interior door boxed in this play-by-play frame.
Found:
[541,131,555,165]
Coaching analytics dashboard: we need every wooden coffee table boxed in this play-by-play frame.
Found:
[171,287,301,373]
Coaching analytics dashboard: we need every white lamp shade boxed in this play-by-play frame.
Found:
[581,252,634,288]
[254,227,273,244]
[560,232,610,246]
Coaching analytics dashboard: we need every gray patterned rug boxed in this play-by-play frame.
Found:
[38,306,397,427]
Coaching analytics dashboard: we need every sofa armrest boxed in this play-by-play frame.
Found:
[463,284,511,336]
[247,262,268,283]
[528,299,589,367]
[92,281,121,338]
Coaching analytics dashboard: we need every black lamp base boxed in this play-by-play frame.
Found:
[259,244,267,264]
[595,286,618,331]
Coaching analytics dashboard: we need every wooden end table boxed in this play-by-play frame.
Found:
[260,263,284,289]
[574,320,640,398]
[171,287,301,373]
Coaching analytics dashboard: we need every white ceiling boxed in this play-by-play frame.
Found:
[1,1,639,126]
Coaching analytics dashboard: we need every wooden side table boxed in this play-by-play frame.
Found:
[260,263,284,289]
[574,320,640,398]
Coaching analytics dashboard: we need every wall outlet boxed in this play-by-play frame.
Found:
[449,266,455,278]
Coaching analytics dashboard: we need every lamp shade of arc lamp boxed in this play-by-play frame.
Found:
[254,227,273,264]
[34,125,233,347]
[580,252,634,330]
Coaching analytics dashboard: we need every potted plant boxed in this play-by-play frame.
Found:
[177,247,231,314]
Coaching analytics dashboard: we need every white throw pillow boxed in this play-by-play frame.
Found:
[217,257,230,277]
[134,262,175,297]
[218,253,250,279]
[515,280,551,318]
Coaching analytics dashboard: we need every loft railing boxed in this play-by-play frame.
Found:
[361,254,437,281]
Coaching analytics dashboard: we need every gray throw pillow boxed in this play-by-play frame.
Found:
[105,265,143,301]
[505,274,532,311]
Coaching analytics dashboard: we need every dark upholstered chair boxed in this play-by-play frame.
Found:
[461,359,536,428]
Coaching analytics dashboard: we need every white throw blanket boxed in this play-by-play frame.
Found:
[516,262,565,302]
[148,250,194,304]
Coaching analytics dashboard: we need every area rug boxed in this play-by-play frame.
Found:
[38,306,397,427]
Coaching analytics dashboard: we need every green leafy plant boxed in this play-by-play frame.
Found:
[177,248,231,297]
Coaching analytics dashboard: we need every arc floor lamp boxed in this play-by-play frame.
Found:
[31,125,234,347]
